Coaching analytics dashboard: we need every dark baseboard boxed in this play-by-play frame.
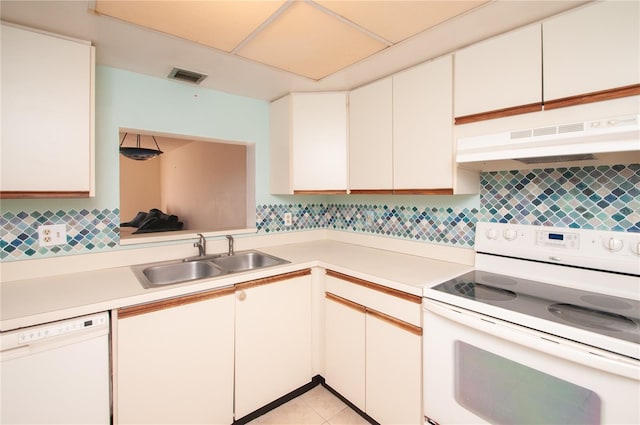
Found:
[232,375,324,425]
[232,375,378,425]
[321,381,379,425]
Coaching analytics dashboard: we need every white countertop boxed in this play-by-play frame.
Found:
[1,239,472,331]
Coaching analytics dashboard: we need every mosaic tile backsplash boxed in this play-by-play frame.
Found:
[479,164,639,232]
[1,164,638,261]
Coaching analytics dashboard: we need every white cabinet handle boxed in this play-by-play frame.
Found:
[237,290,247,301]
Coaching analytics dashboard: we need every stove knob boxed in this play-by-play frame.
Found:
[604,237,623,252]
[503,229,518,241]
[631,241,640,256]
[485,228,499,240]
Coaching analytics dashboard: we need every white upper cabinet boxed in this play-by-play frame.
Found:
[543,1,640,102]
[1,23,94,198]
[393,55,457,192]
[454,24,542,120]
[270,92,348,194]
[349,78,393,192]
[347,55,478,194]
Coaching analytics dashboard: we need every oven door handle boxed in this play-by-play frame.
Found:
[424,300,640,380]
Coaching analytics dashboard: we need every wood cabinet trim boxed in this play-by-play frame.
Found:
[325,292,366,313]
[293,190,348,195]
[454,102,543,125]
[349,189,394,195]
[0,191,91,199]
[349,189,455,195]
[454,85,640,125]
[393,188,454,195]
[543,84,640,110]
[367,308,423,336]
[118,286,236,319]
[119,269,311,319]
[326,270,422,304]
[326,291,422,335]
[235,269,312,291]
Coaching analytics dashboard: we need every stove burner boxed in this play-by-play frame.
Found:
[480,274,518,286]
[548,303,638,333]
[453,281,517,301]
[580,294,634,310]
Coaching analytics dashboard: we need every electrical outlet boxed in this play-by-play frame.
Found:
[365,210,375,226]
[284,212,293,227]
[38,224,67,247]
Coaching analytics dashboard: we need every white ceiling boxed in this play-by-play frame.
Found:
[0,1,588,101]
[93,0,488,80]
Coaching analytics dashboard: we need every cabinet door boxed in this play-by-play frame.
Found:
[116,290,235,425]
[366,311,422,425]
[349,78,393,192]
[543,1,640,102]
[324,293,366,411]
[235,271,312,418]
[454,24,542,119]
[292,93,348,192]
[393,55,454,191]
[0,23,94,196]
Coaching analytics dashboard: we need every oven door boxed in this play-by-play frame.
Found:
[423,299,640,425]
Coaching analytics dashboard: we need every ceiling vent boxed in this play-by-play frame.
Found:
[168,67,207,84]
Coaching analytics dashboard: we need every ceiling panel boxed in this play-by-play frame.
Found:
[236,1,387,80]
[1,0,588,100]
[95,0,286,52]
[316,0,489,43]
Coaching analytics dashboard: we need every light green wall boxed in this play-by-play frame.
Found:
[1,65,306,216]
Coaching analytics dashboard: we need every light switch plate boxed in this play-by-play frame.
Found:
[38,224,67,247]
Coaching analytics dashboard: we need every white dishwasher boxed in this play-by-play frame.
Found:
[1,312,110,424]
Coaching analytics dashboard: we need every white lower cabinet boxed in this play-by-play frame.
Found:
[234,270,313,418]
[114,267,416,424]
[115,288,235,425]
[324,271,423,425]
[365,311,422,425]
[324,293,366,410]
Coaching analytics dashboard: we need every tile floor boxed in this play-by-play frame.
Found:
[247,385,371,425]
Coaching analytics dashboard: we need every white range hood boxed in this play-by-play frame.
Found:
[456,113,640,171]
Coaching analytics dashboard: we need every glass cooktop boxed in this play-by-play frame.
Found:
[432,270,640,345]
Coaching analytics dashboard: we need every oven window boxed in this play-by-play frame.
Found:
[454,341,600,425]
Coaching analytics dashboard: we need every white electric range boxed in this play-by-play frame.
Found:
[422,222,640,425]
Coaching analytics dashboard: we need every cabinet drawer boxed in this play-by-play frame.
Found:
[325,271,421,327]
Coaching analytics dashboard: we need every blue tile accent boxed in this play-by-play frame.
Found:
[1,164,637,261]
[1,209,120,261]
[479,164,639,232]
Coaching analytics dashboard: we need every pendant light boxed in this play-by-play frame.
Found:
[119,133,164,160]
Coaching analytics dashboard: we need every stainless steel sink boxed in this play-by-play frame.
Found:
[132,250,289,289]
[135,260,226,289]
[211,250,289,273]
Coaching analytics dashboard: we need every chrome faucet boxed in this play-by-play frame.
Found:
[226,235,234,256]
[194,233,206,257]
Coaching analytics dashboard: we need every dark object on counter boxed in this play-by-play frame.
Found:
[121,208,184,233]
[121,211,148,227]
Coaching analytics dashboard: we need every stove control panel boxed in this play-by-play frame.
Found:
[476,222,640,275]
[536,230,579,249]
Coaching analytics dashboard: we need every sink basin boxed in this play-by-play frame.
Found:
[212,250,290,273]
[135,260,226,289]
[132,250,289,289]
